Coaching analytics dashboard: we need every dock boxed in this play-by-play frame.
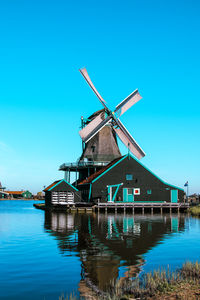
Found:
[34,202,190,214]
[94,202,189,214]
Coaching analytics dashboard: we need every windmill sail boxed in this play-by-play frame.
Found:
[114,89,142,117]
[114,119,145,159]
[79,68,109,111]
[80,114,112,143]
[79,113,104,140]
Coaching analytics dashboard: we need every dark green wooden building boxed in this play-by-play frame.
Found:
[44,179,81,207]
[78,154,184,203]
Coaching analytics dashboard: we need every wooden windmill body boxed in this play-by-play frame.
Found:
[80,109,121,163]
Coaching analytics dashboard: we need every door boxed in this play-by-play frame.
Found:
[107,186,112,202]
[123,188,134,202]
[171,189,178,203]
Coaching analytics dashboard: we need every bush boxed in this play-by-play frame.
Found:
[189,205,200,216]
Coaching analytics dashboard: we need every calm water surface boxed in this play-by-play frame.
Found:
[0,200,200,299]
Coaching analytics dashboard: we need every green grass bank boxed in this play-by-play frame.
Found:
[60,261,200,300]
[189,205,200,216]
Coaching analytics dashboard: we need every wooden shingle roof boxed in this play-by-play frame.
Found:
[44,179,79,192]
[43,180,60,192]
[78,156,125,185]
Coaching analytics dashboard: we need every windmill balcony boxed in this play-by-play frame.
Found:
[59,160,110,172]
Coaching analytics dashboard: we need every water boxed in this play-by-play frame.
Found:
[0,200,200,299]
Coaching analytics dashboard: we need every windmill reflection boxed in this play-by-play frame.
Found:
[44,212,185,295]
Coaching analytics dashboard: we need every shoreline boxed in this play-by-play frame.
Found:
[61,261,200,300]
[0,198,44,201]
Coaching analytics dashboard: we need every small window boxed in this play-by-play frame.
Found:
[134,188,140,195]
[127,188,133,195]
[126,174,133,180]
[147,189,152,195]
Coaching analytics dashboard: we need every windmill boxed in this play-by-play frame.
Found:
[79,68,145,162]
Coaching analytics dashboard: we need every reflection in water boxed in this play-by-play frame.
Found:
[44,212,185,295]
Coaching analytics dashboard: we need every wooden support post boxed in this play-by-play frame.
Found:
[115,207,117,214]
[178,207,180,215]
[151,207,153,215]
[105,207,107,214]
[132,206,134,214]
[170,207,172,214]
[75,168,77,186]
[142,207,144,215]
[98,207,100,213]
[124,206,126,214]
[160,207,163,215]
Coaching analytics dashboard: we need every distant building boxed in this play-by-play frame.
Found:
[188,194,200,205]
[0,182,9,198]
[0,191,9,198]
[36,191,45,200]
[5,190,32,199]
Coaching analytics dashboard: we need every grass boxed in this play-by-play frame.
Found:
[60,261,200,300]
[189,204,200,216]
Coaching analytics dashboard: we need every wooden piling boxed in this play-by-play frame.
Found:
[92,202,189,215]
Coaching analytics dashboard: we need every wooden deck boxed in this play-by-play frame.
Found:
[34,202,190,214]
[95,202,189,213]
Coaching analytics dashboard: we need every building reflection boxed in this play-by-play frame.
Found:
[44,212,185,295]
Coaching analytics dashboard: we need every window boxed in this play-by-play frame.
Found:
[51,191,74,204]
[147,189,152,195]
[127,188,133,195]
[134,188,140,195]
[126,174,133,180]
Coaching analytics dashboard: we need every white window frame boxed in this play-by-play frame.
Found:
[134,188,140,195]
[127,188,133,195]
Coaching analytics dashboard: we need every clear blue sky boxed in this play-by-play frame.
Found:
[0,0,199,194]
